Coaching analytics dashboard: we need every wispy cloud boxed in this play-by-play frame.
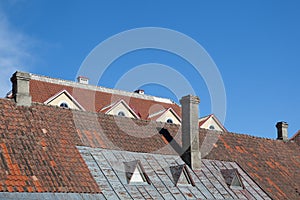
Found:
[0,8,35,97]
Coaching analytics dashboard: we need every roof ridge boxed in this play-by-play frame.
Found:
[206,128,289,143]
[290,130,300,141]
[30,72,177,105]
[201,128,286,142]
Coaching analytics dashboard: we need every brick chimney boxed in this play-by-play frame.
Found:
[276,121,288,141]
[10,71,32,106]
[180,95,201,170]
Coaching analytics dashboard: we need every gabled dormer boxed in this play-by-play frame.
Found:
[221,169,244,190]
[44,89,85,110]
[170,164,195,186]
[198,114,227,132]
[100,99,140,119]
[123,160,151,185]
[148,107,181,125]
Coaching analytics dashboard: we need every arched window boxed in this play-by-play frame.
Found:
[118,111,125,117]
[60,102,69,108]
[167,118,173,124]
[209,125,215,130]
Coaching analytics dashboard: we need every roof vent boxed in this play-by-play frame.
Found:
[134,89,144,94]
[77,76,89,84]
[276,121,288,141]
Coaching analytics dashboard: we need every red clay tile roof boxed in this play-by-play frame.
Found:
[0,99,101,193]
[291,130,300,145]
[69,102,300,199]
[0,97,299,199]
[30,79,181,120]
[200,129,300,200]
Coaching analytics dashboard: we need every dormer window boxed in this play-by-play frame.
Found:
[221,169,244,190]
[118,111,125,117]
[60,102,69,108]
[170,164,195,186]
[167,118,173,124]
[124,160,151,185]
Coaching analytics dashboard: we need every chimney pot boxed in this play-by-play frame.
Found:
[10,71,32,106]
[180,95,201,170]
[276,121,288,141]
[77,76,89,84]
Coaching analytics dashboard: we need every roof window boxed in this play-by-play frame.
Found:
[118,111,125,117]
[124,160,151,185]
[170,164,195,186]
[209,125,215,130]
[60,102,69,108]
[167,118,173,124]
[221,169,244,189]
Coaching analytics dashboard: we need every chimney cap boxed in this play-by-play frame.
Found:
[276,121,288,128]
[180,95,200,104]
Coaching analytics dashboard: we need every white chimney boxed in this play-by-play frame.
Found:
[180,95,201,170]
[77,76,89,84]
[276,121,288,141]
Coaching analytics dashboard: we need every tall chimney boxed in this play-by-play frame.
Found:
[10,71,32,107]
[276,121,288,141]
[180,95,201,170]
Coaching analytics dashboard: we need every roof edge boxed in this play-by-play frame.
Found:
[30,72,177,105]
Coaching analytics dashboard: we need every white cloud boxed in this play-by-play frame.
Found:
[0,9,34,97]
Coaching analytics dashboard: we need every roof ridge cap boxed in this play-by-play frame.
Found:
[30,72,177,105]
[199,128,283,141]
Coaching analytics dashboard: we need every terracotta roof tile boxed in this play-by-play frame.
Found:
[291,130,300,145]
[200,129,300,200]
[0,97,299,199]
[30,79,181,120]
[0,99,101,193]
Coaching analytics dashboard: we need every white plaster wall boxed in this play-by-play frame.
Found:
[156,110,181,124]
[47,93,80,110]
[200,117,223,131]
[107,102,136,118]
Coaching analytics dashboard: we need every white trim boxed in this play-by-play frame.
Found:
[157,108,181,122]
[198,114,227,132]
[148,108,167,118]
[149,107,181,122]
[43,89,86,111]
[103,99,140,119]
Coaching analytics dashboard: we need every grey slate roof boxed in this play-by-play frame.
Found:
[78,146,271,199]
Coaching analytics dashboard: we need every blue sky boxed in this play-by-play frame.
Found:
[0,1,299,139]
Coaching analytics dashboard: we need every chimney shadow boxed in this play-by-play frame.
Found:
[158,127,184,155]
